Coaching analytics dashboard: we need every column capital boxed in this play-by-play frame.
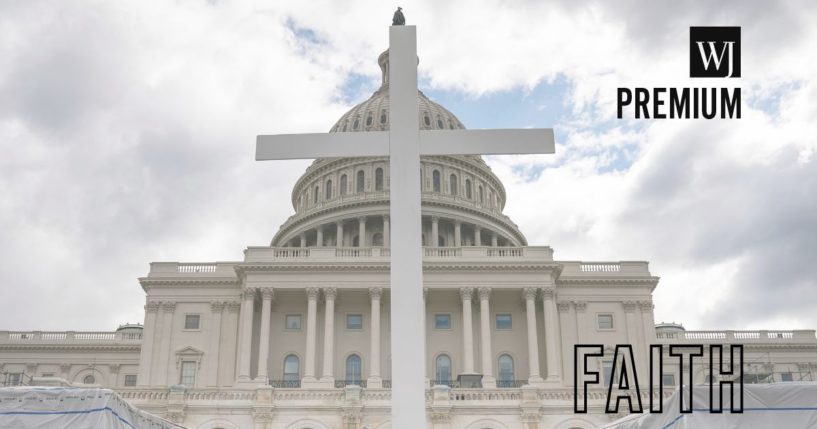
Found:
[454,219,461,226]
[557,301,571,313]
[522,287,538,301]
[431,215,440,222]
[210,301,226,313]
[161,302,176,313]
[358,215,367,222]
[145,301,161,313]
[459,287,474,301]
[336,220,344,226]
[306,287,321,300]
[324,287,338,301]
[623,300,637,312]
[369,287,383,300]
[573,301,587,312]
[226,301,241,313]
[478,287,492,301]
[108,363,121,374]
[638,300,654,311]
[260,287,275,300]
[383,214,390,221]
[241,288,256,301]
[540,287,555,300]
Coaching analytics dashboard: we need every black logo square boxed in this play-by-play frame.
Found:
[690,26,741,78]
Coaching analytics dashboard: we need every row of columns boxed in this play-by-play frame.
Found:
[236,286,386,386]
[295,215,503,248]
[236,286,565,386]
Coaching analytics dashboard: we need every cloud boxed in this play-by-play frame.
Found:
[0,0,815,334]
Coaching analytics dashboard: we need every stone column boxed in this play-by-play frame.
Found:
[383,215,390,247]
[460,287,475,374]
[299,232,306,248]
[256,288,274,382]
[158,301,176,385]
[574,301,588,343]
[316,226,324,247]
[474,226,481,246]
[454,221,461,247]
[523,288,543,383]
[225,302,241,385]
[336,221,344,247]
[478,287,495,387]
[491,232,498,247]
[304,287,320,381]
[321,287,337,381]
[138,301,160,386]
[208,301,225,386]
[557,301,574,386]
[431,216,439,247]
[369,287,383,387]
[358,216,366,247]
[541,287,561,382]
[237,289,255,382]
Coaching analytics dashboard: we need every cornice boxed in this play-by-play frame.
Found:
[0,344,141,352]
[139,277,239,291]
[236,262,562,273]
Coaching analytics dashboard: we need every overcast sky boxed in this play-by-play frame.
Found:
[1,1,815,332]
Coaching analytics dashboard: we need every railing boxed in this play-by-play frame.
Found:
[1,372,32,387]
[177,263,217,273]
[432,380,460,388]
[273,248,310,258]
[1,330,142,343]
[382,379,392,388]
[655,329,817,343]
[487,248,523,257]
[334,379,367,388]
[424,248,462,257]
[336,247,372,257]
[496,379,526,388]
[269,380,301,388]
[580,263,621,272]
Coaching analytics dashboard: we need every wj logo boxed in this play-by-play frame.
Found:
[690,27,741,78]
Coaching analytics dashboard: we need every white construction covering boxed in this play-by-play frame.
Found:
[0,387,184,429]
[604,382,817,429]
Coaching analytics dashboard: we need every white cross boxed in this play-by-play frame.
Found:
[256,25,554,428]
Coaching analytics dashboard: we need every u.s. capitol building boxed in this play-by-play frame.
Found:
[2,49,816,429]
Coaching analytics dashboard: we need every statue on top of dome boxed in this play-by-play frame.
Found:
[392,7,405,26]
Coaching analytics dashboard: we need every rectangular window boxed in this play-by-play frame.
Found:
[8,373,21,386]
[662,373,676,386]
[597,314,614,330]
[602,361,613,387]
[184,314,200,330]
[285,314,302,330]
[781,372,793,382]
[346,314,363,330]
[434,314,451,329]
[495,313,512,330]
[124,374,137,386]
[180,361,195,387]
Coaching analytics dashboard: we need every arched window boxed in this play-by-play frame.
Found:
[432,170,441,192]
[498,354,514,387]
[346,354,362,383]
[83,375,96,385]
[366,113,373,126]
[375,168,384,191]
[465,179,472,199]
[314,186,319,203]
[479,186,484,203]
[449,174,458,195]
[372,232,383,246]
[283,354,300,386]
[340,174,348,196]
[435,354,451,384]
[325,180,332,200]
[356,170,365,193]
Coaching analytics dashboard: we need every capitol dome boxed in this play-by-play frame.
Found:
[271,50,527,248]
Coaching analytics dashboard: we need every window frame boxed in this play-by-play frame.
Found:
[124,374,138,386]
[284,314,303,331]
[435,354,452,384]
[346,313,364,330]
[495,313,513,330]
[597,313,614,331]
[345,354,363,383]
[434,313,452,330]
[179,360,196,387]
[183,314,201,331]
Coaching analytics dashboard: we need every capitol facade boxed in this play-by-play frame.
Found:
[1,49,816,429]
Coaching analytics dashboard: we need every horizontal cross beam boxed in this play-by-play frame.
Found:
[255,129,555,160]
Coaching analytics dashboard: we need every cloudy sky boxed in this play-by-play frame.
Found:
[1,0,815,332]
